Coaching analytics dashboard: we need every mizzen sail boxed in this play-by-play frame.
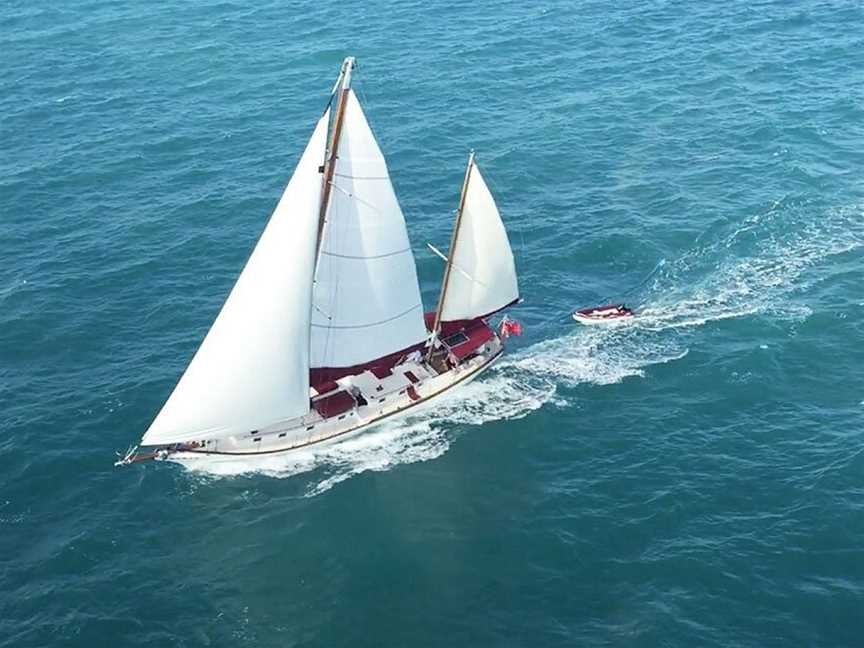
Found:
[439,160,519,322]
[141,111,330,446]
[311,90,427,370]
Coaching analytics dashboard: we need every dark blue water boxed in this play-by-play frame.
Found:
[3,1,864,646]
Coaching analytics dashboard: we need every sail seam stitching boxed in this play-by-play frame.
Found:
[311,303,422,330]
[321,248,411,260]
[334,173,389,180]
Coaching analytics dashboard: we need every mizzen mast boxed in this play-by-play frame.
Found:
[427,150,475,358]
[316,57,356,255]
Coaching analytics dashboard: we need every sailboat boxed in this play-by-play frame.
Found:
[117,57,521,466]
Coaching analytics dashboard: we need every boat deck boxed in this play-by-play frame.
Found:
[162,319,503,459]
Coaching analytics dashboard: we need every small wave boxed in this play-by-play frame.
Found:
[0,278,27,304]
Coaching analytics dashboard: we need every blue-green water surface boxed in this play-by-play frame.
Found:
[2,1,864,646]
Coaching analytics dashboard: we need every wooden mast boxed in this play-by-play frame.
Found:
[427,150,475,359]
[315,57,355,257]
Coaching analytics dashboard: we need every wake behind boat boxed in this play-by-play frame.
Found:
[117,57,521,467]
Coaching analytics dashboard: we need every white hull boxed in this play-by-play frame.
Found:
[571,312,634,325]
[162,336,503,463]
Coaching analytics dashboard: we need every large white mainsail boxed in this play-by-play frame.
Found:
[311,90,427,369]
[141,111,330,446]
[439,160,519,322]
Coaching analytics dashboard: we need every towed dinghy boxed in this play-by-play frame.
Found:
[572,303,634,325]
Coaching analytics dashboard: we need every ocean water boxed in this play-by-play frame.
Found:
[2,0,864,645]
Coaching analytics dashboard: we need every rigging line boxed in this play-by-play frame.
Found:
[600,258,667,306]
[312,302,331,319]
[312,197,338,364]
[317,179,359,365]
[627,257,666,307]
[312,206,333,283]
[426,243,489,286]
[353,64,447,229]
[629,258,666,293]
[351,68,417,235]
[321,63,344,116]
[322,89,336,116]
[357,63,476,206]
[314,273,336,367]
[353,66,370,124]
[328,181,388,216]
[321,218,342,366]
[310,303,423,330]
[353,65,395,159]
[475,159,526,259]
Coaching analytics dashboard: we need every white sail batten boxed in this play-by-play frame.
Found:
[439,162,519,322]
[142,112,330,446]
[311,90,427,368]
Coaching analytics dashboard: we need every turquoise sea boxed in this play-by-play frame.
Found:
[2,1,864,646]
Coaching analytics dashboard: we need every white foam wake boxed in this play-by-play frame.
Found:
[176,360,561,494]
[637,200,864,330]
[176,200,863,492]
[174,325,687,494]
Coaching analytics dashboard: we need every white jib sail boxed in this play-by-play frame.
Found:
[311,90,427,369]
[142,111,330,446]
[439,161,519,322]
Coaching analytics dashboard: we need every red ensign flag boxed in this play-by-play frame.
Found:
[500,318,523,337]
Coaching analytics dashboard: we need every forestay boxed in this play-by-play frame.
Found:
[439,161,519,322]
[142,111,330,446]
[311,90,427,369]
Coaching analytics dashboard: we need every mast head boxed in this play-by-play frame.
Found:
[342,57,356,90]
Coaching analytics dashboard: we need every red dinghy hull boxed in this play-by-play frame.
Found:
[572,303,635,325]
